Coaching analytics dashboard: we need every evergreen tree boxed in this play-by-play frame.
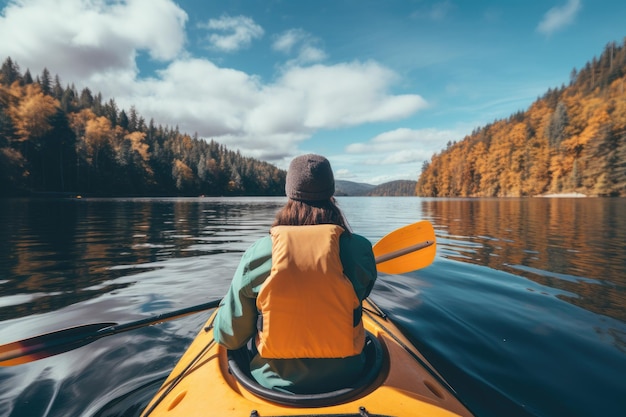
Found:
[118,109,129,130]
[128,106,138,132]
[39,68,52,95]
[0,57,21,85]
[23,69,33,85]
[104,98,118,126]
[546,101,568,149]
[0,107,17,145]
[52,75,64,100]
[79,87,94,108]
[61,85,77,112]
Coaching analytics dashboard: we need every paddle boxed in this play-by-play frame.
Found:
[373,220,436,274]
[0,300,221,366]
[0,220,436,366]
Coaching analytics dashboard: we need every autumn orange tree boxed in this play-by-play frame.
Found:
[417,39,626,197]
[0,58,285,197]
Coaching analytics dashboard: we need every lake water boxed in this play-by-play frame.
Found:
[0,197,624,417]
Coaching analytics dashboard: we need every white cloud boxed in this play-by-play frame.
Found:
[102,58,427,164]
[334,127,465,183]
[0,0,429,177]
[199,14,264,52]
[293,45,327,65]
[127,59,262,136]
[0,0,187,82]
[537,0,582,36]
[272,29,327,65]
[272,62,427,128]
[273,29,306,53]
[346,127,457,156]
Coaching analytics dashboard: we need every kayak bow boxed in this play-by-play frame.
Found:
[141,298,473,417]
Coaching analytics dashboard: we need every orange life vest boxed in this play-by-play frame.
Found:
[256,224,365,359]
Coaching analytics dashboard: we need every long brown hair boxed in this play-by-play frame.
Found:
[272,197,352,234]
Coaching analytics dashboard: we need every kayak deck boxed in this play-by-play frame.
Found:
[141,299,473,417]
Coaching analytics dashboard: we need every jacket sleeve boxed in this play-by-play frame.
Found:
[214,236,273,349]
[340,233,377,301]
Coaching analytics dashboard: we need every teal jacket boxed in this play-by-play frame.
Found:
[214,231,377,394]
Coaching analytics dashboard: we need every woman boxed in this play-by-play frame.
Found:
[214,154,377,394]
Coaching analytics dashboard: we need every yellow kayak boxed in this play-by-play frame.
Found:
[141,298,474,417]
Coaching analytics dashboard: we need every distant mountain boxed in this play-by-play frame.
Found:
[335,179,417,196]
[335,180,376,196]
[367,180,417,196]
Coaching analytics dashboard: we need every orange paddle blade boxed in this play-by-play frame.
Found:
[373,220,436,274]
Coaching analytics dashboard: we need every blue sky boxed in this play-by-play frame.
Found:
[1,0,625,184]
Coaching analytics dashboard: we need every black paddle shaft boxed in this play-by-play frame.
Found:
[0,299,220,364]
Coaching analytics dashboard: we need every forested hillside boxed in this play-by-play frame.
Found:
[368,180,417,196]
[335,180,375,196]
[416,39,626,197]
[0,58,285,197]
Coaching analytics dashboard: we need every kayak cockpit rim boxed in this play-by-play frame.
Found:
[226,331,385,407]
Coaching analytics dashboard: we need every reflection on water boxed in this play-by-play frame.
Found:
[421,198,626,322]
[0,197,624,417]
[0,198,285,321]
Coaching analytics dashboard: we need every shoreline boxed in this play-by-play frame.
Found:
[535,192,587,198]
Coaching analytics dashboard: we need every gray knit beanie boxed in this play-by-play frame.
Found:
[285,154,335,201]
